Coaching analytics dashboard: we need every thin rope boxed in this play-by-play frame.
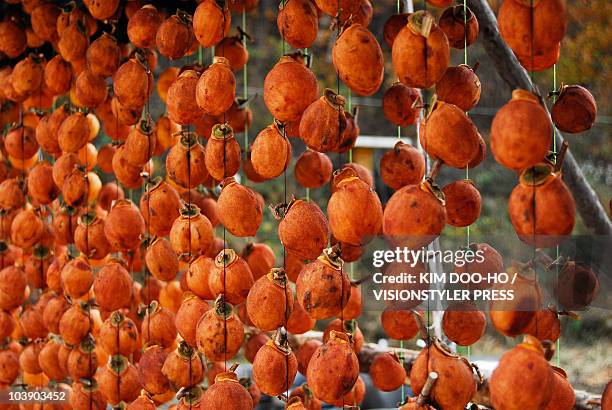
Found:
[528,0,539,339]
[243,8,249,174]
[394,3,406,401]
[278,0,291,400]
[305,46,311,203]
[464,0,473,361]
[336,2,346,408]
[552,60,561,367]
[219,9,229,375]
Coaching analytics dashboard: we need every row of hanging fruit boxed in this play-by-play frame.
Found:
[0,0,606,409]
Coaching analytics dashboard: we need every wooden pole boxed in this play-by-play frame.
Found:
[466,0,612,238]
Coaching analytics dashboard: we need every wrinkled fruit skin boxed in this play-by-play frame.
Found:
[200,374,253,409]
[279,200,329,261]
[252,342,298,396]
[498,0,566,65]
[195,309,244,362]
[392,14,450,88]
[439,5,479,49]
[306,335,359,403]
[370,353,406,392]
[250,124,292,179]
[508,174,575,248]
[217,181,263,237]
[332,24,384,96]
[544,367,575,410]
[382,82,421,127]
[442,302,486,346]
[246,274,293,331]
[420,101,480,169]
[435,65,481,111]
[296,259,350,320]
[381,307,420,340]
[263,56,318,122]
[328,172,383,246]
[551,85,597,134]
[491,90,552,170]
[442,179,482,227]
[490,344,555,410]
[383,184,447,249]
[277,0,319,49]
[380,142,426,190]
[299,94,348,153]
[410,344,476,410]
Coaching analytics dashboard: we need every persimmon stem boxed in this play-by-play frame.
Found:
[555,140,569,172]
[416,371,438,405]
[428,159,443,181]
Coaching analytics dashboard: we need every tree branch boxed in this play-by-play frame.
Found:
[467,0,612,238]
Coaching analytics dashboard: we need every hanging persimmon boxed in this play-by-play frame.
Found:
[196,57,236,116]
[328,167,383,246]
[204,123,241,181]
[392,11,450,89]
[435,64,481,111]
[410,338,477,409]
[215,36,249,71]
[332,23,384,96]
[208,249,254,305]
[420,100,481,169]
[277,0,318,49]
[193,0,231,48]
[442,179,482,227]
[370,352,406,392]
[216,177,262,237]
[295,247,350,320]
[250,122,292,179]
[195,297,244,361]
[490,336,555,410]
[508,164,575,248]
[439,5,479,49]
[498,0,566,65]
[252,332,298,396]
[200,368,253,409]
[306,331,359,403]
[264,55,318,122]
[491,90,552,170]
[380,141,426,190]
[383,180,446,249]
[246,268,293,331]
[127,5,162,49]
[551,85,597,134]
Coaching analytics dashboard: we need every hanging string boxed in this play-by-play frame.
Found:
[303,47,311,203]
[336,2,347,408]
[219,10,229,374]
[346,88,353,163]
[463,0,473,361]
[242,7,249,174]
[524,0,540,341]
[552,60,560,367]
[278,0,291,401]
[392,0,406,401]
[419,0,433,383]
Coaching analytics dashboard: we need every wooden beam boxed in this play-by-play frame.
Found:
[466,0,612,238]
